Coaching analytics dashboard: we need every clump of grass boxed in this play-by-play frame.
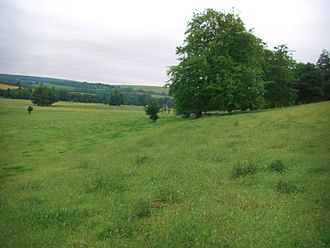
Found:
[75,160,89,169]
[133,198,151,218]
[156,186,180,204]
[269,160,286,173]
[276,180,298,194]
[99,212,135,239]
[28,208,87,229]
[135,155,149,166]
[231,163,257,179]
[88,173,127,193]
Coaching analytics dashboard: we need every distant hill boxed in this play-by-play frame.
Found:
[0,73,168,96]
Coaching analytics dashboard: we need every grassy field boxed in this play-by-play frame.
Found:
[0,83,18,90]
[0,98,329,247]
[121,85,168,94]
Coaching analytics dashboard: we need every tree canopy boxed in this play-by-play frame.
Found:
[263,45,297,107]
[168,9,266,117]
[316,49,330,100]
[31,85,58,106]
[168,9,330,117]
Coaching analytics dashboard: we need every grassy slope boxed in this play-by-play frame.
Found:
[121,85,168,94]
[0,98,329,247]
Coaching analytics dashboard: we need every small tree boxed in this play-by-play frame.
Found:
[144,99,160,122]
[27,106,33,114]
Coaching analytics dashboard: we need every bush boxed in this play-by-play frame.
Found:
[269,160,286,173]
[276,180,298,194]
[231,163,257,179]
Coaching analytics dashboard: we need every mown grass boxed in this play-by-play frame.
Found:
[0,98,329,247]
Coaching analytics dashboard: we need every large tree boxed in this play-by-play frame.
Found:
[167,9,265,117]
[31,85,58,106]
[263,45,297,107]
[295,63,324,103]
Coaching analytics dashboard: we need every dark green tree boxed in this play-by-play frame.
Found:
[144,99,160,122]
[108,91,123,106]
[316,49,330,100]
[31,85,58,106]
[295,63,324,103]
[263,45,297,107]
[168,9,265,117]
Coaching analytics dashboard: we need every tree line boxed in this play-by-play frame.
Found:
[167,9,330,117]
[0,85,173,107]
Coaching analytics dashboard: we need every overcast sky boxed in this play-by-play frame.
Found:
[0,0,329,86]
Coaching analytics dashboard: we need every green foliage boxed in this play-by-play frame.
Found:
[168,9,265,116]
[231,163,257,179]
[144,99,160,122]
[269,160,286,173]
[316,49,330,100]
[263,45,297,107]
[295,63,325,103]
[31,85,58,106]
[0,74,171,107]
[276,180,298,194]
[107,91,123,106]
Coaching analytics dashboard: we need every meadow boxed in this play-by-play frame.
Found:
[0,98,329,247]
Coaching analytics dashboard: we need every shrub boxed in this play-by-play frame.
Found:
[269,160,286,173]
[231,163,257,179]
[276,180,298,194]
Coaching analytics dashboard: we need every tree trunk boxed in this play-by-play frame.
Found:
[195,111,202,118]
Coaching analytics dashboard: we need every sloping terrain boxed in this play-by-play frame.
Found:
[0,98,329,247]
[0,73,167,96]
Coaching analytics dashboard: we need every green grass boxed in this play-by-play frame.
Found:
[0,98,329,247]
